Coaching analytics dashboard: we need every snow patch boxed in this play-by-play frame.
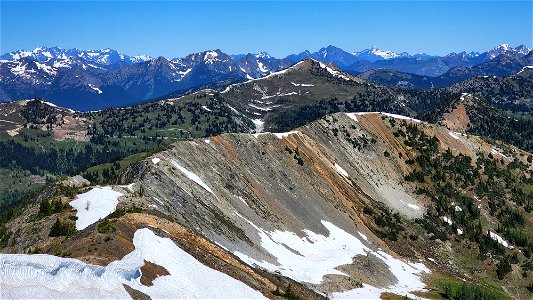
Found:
[358,232,369,242]
[236,195,249,207]
[233,217,429,298]
[252,119,264,133]
[88,84,103,94]
[170,160,214,194]
[121,183,135,192]
[10,62,28,76]
[257,60,268,73]
[69,187,124,230]
[177,68,192,77]
[334,163,349,177]
[131,55,152,62]
[489,231,513,249]
[347,112,422,123]
[221,61,306,94]
[273,131,299,139]
[52,60,72,69]
[344,251,429,298]
[490,148,509,159]
[517,65,533,75]
[345,113,358,122]
[407,204,420,210]
[318,62,352,81]
[35,62,57,75]
[42,101,58,108]
[203,51,219,64]
[448,131,460,140]
[333,250,429,299]
[234,219,370,284]
[291,82,315,87]
[381,112,422,123]
[253,131,299,139]
[260,91,298,100]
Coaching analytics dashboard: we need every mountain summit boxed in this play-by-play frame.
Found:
[286,45,407,66]
[487,44,532,59]
[352,46,409,61]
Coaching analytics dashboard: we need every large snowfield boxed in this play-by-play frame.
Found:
[0,228,266,299]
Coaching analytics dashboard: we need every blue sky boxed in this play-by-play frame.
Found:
[1,1,531,58]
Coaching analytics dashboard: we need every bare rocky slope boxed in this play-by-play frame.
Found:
[3,110,532,299]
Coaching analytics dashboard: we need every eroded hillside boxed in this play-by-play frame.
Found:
[3,111,532,299]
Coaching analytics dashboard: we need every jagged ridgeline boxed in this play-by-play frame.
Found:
[1,44,531,110]
[0,57,532,299]
[356,50,533,90]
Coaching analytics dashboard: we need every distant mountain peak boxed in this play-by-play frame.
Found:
[353,46,407,61]
[515,44,533,55]
[494,44,512,50]
[0,46,151,65]
[487,43,530,59]
[324,45,342,50]
[131,55,152,63]
[33,45,49,51]
[203,50,220,61]
[153,56,169,62]
[255,52,272,59]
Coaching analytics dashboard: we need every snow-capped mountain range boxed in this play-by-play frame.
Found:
[0,44,530,110]
[0,48,294,110]
[0,46,151,65]
[286,45,431,66]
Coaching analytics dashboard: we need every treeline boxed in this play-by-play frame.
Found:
[21,99,64,126]
[468,108,533,152]
[266,86,452,133]
[88,95,251,140]
[449,76,533,115]
[0,188,40,214]
[441,282,507,300]
[421,93,533,152]
[394,121,532,282]
[419,93,464,124]
[0,140,129,175]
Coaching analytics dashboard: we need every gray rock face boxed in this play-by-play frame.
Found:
[62,175,90,188]
[127,112,434,294]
